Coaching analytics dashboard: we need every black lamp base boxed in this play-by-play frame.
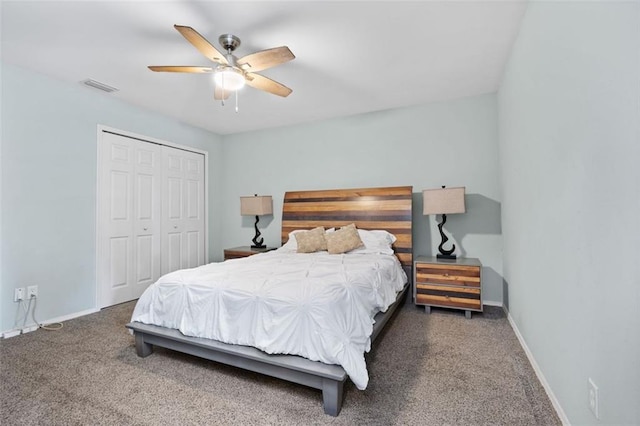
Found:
[436,253,457,261]
[251,215,265,249]
[436,213,457,261]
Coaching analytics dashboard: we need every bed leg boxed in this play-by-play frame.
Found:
[134,332,154,357]
[321,378,344,416]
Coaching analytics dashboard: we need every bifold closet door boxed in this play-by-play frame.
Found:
[98,133,162,307]
[97,132,206,308]
[161,146,205,275]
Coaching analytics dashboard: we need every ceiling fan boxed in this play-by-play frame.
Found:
[149,25,295,102]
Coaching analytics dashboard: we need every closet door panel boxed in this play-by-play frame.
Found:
[167,232,183,273]
[161,146,205,274]
[162,149,184,274]
[167,177,183,219]
[136,175,153,219]
[182,150,205,268]
[110,172,130,221]
[132,141,162,299]
[99,133,135,307]
[109,237,129,288]
[186,231,200,269]
[187,179,200,219]
[136,235,153,283]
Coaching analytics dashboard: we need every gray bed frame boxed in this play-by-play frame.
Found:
[126,186,413,416]
[126,283,407,416]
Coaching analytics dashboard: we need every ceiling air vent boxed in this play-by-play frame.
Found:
[81,79,118,93]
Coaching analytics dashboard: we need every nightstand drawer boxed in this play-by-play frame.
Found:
[415,284,481,310]
[415,263,480,287]
[224,252,252,260]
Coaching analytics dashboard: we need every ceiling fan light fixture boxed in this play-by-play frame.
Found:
[214,66,245,91]
[150,26,294,100]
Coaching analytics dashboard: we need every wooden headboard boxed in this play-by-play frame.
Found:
[281,186,413,272]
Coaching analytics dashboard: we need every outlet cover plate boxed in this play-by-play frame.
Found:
[14,287,24,302]
[27,285,38,298]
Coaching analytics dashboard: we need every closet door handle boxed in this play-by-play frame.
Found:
[174,225,178,229]
[143,227,148,231]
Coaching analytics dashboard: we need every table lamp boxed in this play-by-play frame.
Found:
[240,194,273,249]
[422,186,466,260]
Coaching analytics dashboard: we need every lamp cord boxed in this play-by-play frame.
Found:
[29,297,64,331]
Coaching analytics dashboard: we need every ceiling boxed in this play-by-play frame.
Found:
[1,1,527,135]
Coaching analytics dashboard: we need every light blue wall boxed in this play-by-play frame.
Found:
[1,63,223,332]
[221,94,503,303]
[498,2,640,424]
[1,65,503,332]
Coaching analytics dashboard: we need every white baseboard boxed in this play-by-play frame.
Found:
[1,307,99,339]
[22,325,39,334]
[483,300,503,307]
[504,307,570,425]
[44,307,100,324]
[2,329,21,339]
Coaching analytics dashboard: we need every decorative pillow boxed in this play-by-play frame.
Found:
[280,230,304,252]
[326,224,364,254]
[279,228,334,252]
[295,227,327,253]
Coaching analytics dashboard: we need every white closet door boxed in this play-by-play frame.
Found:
[132,141,162,299]
[98,133,161,307]
[98,130,205,308]
[161,146,205,274]
[98,133,135,307]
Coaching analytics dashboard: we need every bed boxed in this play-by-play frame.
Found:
[126,186,413,415]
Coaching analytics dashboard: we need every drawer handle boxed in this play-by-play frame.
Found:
[443,273,450,277]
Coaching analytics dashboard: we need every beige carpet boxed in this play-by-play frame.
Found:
[0,301,560,425]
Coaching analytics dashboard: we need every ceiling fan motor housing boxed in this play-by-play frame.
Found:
[219,34,241,52]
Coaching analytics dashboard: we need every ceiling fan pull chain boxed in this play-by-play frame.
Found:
[221,73,225,106]
[235,90,239,113]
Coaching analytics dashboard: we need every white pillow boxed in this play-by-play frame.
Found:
[348,229,397,255]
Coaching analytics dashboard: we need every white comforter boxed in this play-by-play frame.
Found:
[130,250,407,390]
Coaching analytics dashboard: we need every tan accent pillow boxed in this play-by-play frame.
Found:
[326,224,364,254]
[295,227,327,253]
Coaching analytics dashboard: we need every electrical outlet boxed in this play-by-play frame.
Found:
[27,285,38,299]
[588,377,599,419]
[14,287,25,302]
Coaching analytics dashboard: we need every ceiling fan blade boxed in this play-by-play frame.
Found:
[237,46,295,73]
[174,25,228,65]
[148,66,213,73]
[245,72,292,97]
[214,86,232,100]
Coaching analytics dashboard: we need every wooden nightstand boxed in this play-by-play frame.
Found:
[413,256,482,319]
[223,246,275,260]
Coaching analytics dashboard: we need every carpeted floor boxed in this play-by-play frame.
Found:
[0,301,560,425]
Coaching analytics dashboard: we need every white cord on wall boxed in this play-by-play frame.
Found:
[32,296,63,331]
[25,296,63,331]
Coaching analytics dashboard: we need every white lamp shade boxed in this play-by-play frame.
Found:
[240,195,273,216]
[422,187,466,215]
